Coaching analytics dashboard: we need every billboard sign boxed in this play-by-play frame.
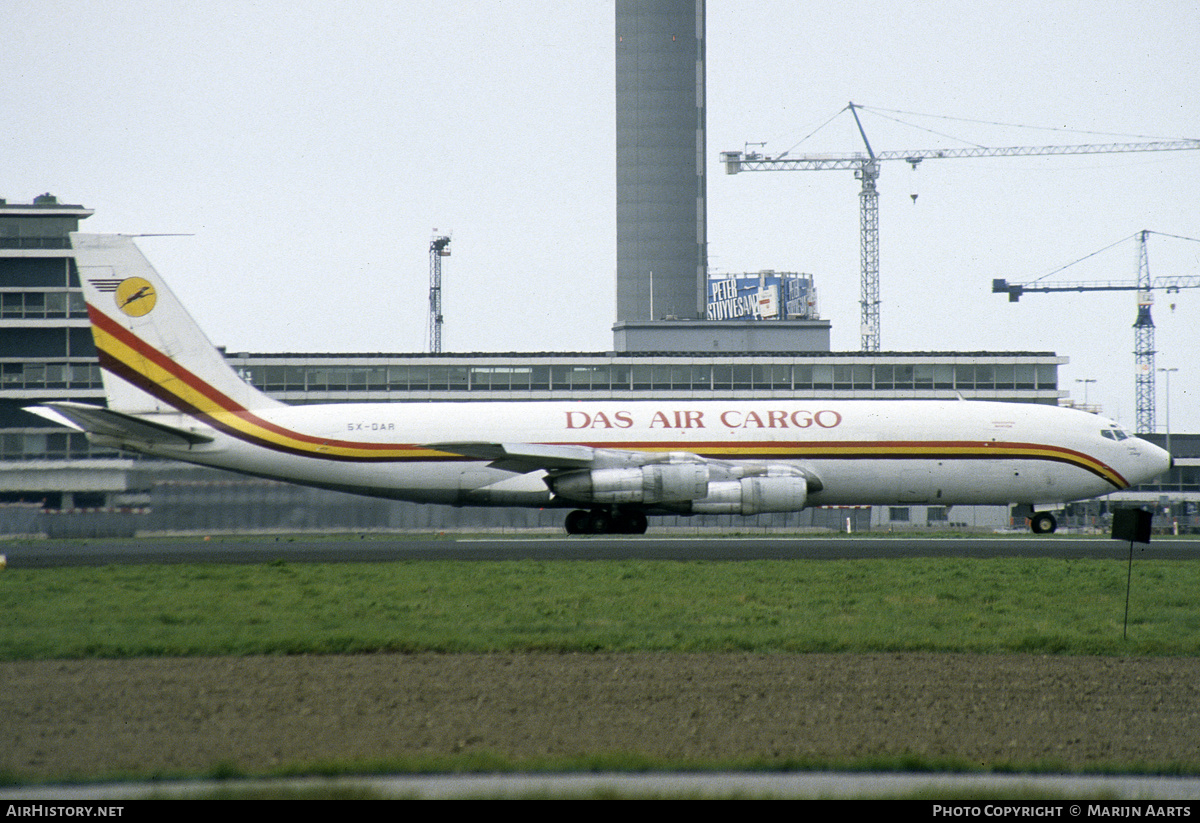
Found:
[707,272,817,321]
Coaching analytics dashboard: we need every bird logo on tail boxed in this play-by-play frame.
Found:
[114,277,157,317]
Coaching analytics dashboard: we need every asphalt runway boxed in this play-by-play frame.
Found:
[3,533,1196,568]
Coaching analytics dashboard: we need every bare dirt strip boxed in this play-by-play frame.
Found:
[3,653,1198,781]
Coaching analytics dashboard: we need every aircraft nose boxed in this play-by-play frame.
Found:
[1137,439,1173,483]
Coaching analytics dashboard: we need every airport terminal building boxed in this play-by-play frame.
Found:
[3,195,1191,536]
[6,6,1192,535]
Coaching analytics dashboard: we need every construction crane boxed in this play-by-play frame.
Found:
[721,102,1200,352]
[428,234,451,353]
[993,230,1200,434]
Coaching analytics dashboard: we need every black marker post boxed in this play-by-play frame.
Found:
[1111,507,1152,640]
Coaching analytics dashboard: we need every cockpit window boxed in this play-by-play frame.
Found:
[1102,428,1130,441]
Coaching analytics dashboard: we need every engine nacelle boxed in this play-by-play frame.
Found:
[551,462,710,505]
[689,468,809,515]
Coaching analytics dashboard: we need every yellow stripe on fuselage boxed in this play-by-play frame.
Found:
[91,312,1127,484]
[92,317,450,461]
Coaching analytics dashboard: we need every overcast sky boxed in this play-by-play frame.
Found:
[4,1,1199,432]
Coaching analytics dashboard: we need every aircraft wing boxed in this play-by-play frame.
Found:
[25,402,215,447]
[431,440,822,520]
[425,441,597,473]
[427,440,823,492]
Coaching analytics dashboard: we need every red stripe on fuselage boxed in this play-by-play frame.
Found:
[90,306,427,455]
[88,306,1128,484]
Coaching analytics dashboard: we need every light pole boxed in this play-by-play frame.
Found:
[1075,378,1096,410]
[1158,367,1178,456]
[1158,366,1178,533]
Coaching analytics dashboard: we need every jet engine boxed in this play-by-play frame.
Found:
[688,465,809,515]
[550,461,709,505]
[550,454,816,516]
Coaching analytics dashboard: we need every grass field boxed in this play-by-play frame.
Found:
[4,552,1199,796]
[3,556,1198,659]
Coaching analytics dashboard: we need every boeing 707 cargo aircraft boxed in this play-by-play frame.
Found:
[28,234,1172,535]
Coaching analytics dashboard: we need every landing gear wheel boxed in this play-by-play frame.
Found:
[583,510,612,534]
[565,509,647,535]
[1029,512,1058,534]
[564,509,589,535]
[614,511,648,535]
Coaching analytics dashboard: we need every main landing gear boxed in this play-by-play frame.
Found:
[564,509,649,535]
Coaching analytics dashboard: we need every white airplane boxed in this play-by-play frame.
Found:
[28,234,1171,535]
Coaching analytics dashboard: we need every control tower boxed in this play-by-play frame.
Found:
[613,0,830,352]
[615,0,707,324]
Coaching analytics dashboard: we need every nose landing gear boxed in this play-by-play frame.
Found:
[564,509,649,535]
[1029,511,1058,534]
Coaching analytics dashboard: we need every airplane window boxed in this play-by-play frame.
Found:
[1101,430,1116,440]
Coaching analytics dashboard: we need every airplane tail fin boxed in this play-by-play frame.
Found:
[71,233,282,415]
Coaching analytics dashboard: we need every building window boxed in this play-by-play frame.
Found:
[0,291,85,319]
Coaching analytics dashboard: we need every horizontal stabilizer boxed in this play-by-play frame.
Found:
[25,402,214,447]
